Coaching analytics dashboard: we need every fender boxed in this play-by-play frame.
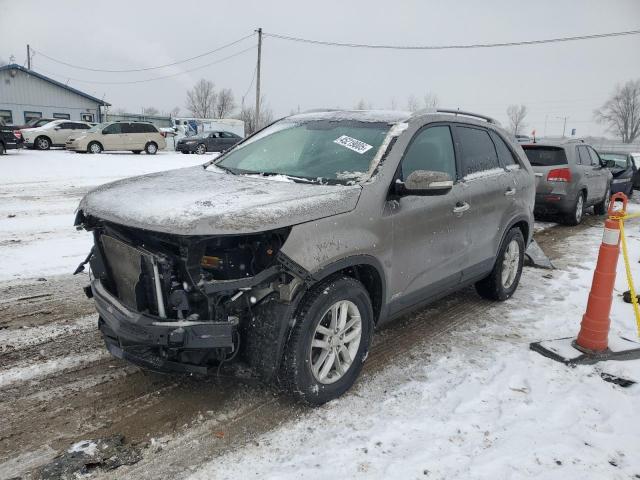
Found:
[495,214,532,259]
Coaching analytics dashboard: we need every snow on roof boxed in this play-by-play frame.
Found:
[287,110,412,124]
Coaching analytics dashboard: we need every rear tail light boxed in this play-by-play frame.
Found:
[547,168,572,182]
[13,131,22,139]
[160,131,166,138]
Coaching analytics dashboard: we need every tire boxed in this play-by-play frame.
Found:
[563,191,585,225]
[181,151,189,154]
[0,142,5,155]
[87,141,103,154]
[475,228,525,301]
[627,184,634,199]
[35,136,51,150]
[280,275,374,405]
[145,142,158,155]
[195,143,207,155]
[593,187,610,216]
[132,150,141,155]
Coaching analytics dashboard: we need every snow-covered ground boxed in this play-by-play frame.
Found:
[0,149,208,281]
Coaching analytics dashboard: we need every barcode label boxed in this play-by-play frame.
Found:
[333,135,373,154]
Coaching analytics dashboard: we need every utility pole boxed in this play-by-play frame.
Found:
[255,28,262,131]
[27,44,31,69]
[555,115,569,137]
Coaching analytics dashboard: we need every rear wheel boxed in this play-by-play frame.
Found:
[195,144,207,155]
[563,191,585,225]
[475,228,525,301]
[280,275,373,405]
[87,141,103,154]
[593,187,610,216]
[35,136,51,150]
[145,142,158,155]
[0,142,5,155]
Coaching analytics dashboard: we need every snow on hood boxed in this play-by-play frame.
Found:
[78,166,362,235]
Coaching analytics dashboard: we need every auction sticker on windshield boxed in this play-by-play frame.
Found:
[333,135,373,154]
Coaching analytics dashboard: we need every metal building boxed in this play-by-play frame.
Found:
[0,64,110,125]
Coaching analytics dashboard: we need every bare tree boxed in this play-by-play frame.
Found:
[389,97,398,110]
[506,104,528,135]
[186,79,216,119]
[354,99,372,110]
[238,97,274,135]
[423,92,439,109]
[143,106,159,116]
[594,79,640,143]
[215,88,236,118]
[406,95,420,113]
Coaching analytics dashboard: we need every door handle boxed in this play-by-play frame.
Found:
[505,187,516,196]
[453,202,470,214]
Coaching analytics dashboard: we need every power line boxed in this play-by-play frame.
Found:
[32,33,255,73]
[263,29,640,50]
[36,45,257,85]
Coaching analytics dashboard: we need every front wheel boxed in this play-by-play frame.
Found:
[475,228,525,301]
[87,141,102,154]
[280,276,374,405]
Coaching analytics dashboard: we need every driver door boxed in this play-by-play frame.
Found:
[390,124,468,307]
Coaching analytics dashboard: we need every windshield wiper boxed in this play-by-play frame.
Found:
[204,161,236,174]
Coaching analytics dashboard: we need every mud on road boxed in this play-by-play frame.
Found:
[0,217,602,480]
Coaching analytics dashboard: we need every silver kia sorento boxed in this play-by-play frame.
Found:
[75,109,535,404]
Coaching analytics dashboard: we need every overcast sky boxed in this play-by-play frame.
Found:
[1,0,639,137]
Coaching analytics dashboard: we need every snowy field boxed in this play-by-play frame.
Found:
[1,148,640,479]
[0,149,208,281]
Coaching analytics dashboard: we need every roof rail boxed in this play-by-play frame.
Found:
[434,109,500,125]
[563,138,585,144]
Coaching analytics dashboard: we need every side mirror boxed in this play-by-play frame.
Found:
[54,126,61,130]
[397,170,454,196]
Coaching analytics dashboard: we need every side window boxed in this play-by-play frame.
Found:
[401,125,456,181]
[576,146,589,165]
[102,123,122,135]
[456,126,500,177]
[489,131,518,167]
[58,122,73,129]
[587,147,601,166]
[220,131,235,138]
[145,124,159,133]
[77,124,90,130]
[209,132,219,138]
[126,123,143,133]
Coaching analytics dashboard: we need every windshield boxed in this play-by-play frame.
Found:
[87,122,109,133]
[213,119,392,183]
[522,146,567,166]
[599,153,628,168]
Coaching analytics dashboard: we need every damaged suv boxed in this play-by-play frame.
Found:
[75,109,534,404]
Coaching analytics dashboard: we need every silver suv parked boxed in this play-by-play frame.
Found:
[522,139,612,225]
[74,110,535,404]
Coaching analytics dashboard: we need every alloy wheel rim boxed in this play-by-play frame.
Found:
[309,300,362,385]
[148,144,157,153]
[38,138,49,149]
[501,240,520,289]
[576,195,584,222]
[90,144,100,153]
[196,145,206,154]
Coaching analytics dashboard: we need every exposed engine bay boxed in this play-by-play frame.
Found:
[75,212,308,377]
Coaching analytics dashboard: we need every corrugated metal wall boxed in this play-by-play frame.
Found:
[0,68,101,124]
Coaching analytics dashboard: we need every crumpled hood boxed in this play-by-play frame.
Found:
[78,166,362,235]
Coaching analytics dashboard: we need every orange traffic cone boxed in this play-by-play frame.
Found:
[575,192,628,353]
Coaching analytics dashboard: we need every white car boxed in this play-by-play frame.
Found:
[21,119,93,150]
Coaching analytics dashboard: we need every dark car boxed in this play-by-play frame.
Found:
[598,151,636,197]
[175,130,242,154]
[0,119,24,154]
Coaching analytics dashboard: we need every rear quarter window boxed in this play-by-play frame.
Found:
[456,126,501,176]
[522,146,567,166]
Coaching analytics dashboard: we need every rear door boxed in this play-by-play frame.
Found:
[452,124,513,280]
[125,123,145,150]
[52,122,75,144]
[220,131,240,150]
